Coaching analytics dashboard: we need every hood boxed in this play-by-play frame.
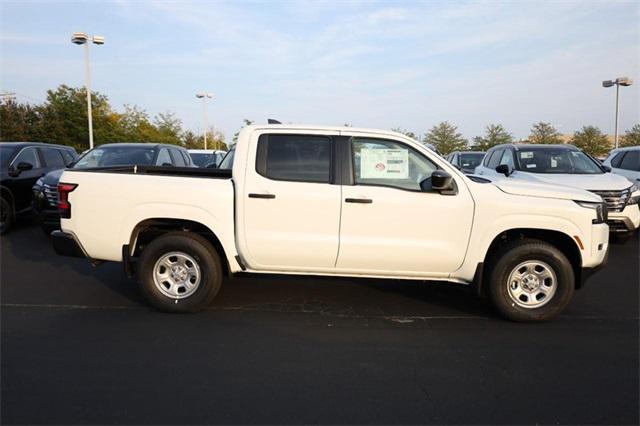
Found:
[492,178,602,203]
[42,169,65,186]
[514,170,633,191]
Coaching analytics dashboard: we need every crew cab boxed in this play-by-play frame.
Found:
[475,144,640,236]
[52,125,610,322]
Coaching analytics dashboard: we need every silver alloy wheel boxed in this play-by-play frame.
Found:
[153,251,201,299]
[507,260,557,309]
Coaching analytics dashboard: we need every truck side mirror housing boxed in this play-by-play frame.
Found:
[602,165,611,173]
[496,164,513,177]
[426,170,456,195]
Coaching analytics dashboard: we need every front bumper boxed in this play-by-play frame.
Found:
[578,223,610,288]
[607,204,640,233]
[51,230,86,258]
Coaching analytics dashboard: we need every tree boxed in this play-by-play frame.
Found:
[620,124,640,147]
[529,122,562,144]
[153,111,182,145]
[472,124,513,151]
[391,127,418,140]
[423,121,467,155]
[232,119,254,145]
[0,99,44,141]
[570,126,610,156]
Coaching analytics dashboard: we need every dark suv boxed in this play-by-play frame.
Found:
[32,143,193,234]
[1,142,78,233]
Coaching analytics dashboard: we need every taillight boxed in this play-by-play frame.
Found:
[58,183,78,219]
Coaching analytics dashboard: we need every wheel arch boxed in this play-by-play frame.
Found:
[128,218,232,277]
[474,228,584,296]
[0,185,15,212]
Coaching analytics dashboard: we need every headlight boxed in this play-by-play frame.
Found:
[35,178,44,187]
[575,201,607,224]
[628,184,640,205]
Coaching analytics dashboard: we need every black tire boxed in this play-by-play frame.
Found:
[487,239,575,322]
[0,196,14,235]
[136,232,223,313]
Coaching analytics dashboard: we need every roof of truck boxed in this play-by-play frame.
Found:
[242,124,419,140]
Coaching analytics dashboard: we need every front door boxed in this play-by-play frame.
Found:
[337,137,474,276]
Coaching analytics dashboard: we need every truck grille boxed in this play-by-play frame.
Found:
[43,183,59,208]
[589,188,631,212]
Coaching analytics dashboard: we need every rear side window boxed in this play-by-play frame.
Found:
[619,151,640,171]
[156,148,172,166]
[60,149,76,165]
[41,147,65,168]
[256,134,331,183]
[487,149,504,168]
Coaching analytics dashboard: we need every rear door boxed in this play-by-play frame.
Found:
[616,151,640,182]
[242,131,341,270]
[9,146,46,211]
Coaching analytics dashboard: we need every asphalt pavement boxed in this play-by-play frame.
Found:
[1,218,638,425]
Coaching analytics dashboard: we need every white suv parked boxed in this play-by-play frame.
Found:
[475,144,640,235]
[602,146,640,184]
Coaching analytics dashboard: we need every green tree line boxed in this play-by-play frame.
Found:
[0,85,227,151]
[395,121,640,156]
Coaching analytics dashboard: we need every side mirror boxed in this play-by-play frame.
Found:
[9,162,33,176]
[161,162,173,167]
[427,170,456,195]
[602,165,611,173]
[495,163,514,177]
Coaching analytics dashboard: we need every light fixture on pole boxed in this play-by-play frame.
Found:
[196,93,213,150]
[602,76,634,149]
[71,32,105,150]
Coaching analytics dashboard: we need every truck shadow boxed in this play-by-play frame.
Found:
[2,221,495,319]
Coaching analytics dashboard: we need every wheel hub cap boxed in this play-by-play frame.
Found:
[507,260,557,309]
[152,252,201,299]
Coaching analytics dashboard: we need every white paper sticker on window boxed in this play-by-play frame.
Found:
[360,148,409,179]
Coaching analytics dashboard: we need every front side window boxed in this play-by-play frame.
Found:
[487,149,504,169]
[609,152,625,168]
[11,147,41,168]
[619,151,639,171]
[500,149,515,168]
[156,149,172,166]
[169,148,186,166]
[352,138,437,191]
[257,134,331,183]
[516,149,603,174]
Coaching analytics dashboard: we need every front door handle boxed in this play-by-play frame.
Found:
[248,193,276,199]
[345,198,373,204]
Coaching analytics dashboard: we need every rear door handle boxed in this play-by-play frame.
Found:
[248,193,276,199]
[345,198,373,204]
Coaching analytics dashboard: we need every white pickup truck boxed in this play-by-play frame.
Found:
[52,125,610,322]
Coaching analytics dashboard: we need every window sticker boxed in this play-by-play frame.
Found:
[360,148,409,179]
[526,163,536,168]
[521,152,533,159]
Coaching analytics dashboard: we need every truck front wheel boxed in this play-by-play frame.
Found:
[136,232,223,313]
[487,239,575,322]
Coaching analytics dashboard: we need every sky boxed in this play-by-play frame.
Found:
[1,0,639,142]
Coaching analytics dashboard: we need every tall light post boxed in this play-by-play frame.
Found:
[71,32,104,150]
[196,93,213,150]
[602,76,634,149]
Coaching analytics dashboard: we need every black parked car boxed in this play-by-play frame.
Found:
[0,142,78,234]
[446,151,486,174]
[32,143,193,234]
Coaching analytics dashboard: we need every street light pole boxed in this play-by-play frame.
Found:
[196,93,213,150]
[603,76,634,149]
[71,32,104,150]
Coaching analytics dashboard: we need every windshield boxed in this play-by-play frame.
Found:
[0,145,18,168]
[459,153,484,169]
[218,148,235,169]
[190,153,216,168]
[74,146,157,168]
[516,149,603,174]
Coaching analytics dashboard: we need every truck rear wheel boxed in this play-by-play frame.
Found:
[487,239,575,322]
[136,232,223,313]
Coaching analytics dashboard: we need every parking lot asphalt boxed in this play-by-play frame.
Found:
[1,219,638,425]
